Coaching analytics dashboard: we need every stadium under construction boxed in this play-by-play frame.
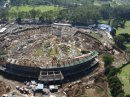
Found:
[0,24,103,83]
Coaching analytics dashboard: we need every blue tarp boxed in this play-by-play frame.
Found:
[98,24,112,32]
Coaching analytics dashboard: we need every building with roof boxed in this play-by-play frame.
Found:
[98,24,113,32]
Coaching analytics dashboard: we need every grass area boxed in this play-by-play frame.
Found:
[118,64,130,95]
[116,21,130,51]
[125,43,130,51]
[125,43,130,48]
[9,5,63,19]
[99,20,130,35]
[9,5,62,13]
[98,20,108,24]
[34,48,43,57]
[116,21,130,35]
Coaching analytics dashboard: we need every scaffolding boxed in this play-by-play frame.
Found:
[38,70,64,82]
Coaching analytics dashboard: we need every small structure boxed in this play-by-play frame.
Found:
[53,23,72,27]
[98,24,112,32]
[35,83,44,91]
[0,27,7,33]
[49,94,57,97]
[34,83,44,96]
[39,70,64,82]
[2,94,8,97]
[49,85,58,92]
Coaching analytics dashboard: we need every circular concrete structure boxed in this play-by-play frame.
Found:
[0,25,100,82]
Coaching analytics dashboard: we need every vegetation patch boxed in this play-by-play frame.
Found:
[118,64,130,95]
[116,21,130,35]
[125,43,130,52]
[34,48,43,57]
[8,5,63,19]
[10,5,62,13]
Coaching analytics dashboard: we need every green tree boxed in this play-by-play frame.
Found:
[114,35,126,50]
[108,76,125,97]
[126,94,130,97]
[68,5,100,25]
[29,8,37,19]
[0,9,9,20]
[103,54,114,67]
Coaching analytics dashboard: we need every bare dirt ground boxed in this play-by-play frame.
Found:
[0,65,107,97]
[113,52,127,67]
[64,73,109,97]
[60,62,110,97]
[0,80,11,96]
[0,74,23,96]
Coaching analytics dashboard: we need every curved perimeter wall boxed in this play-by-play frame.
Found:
[2,51,99,79]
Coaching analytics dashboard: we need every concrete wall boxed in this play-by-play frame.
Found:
[4,58,97,79]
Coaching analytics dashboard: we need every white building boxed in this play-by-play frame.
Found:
[0,27,7,33]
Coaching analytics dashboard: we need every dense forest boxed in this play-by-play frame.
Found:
[0,1,129,27]
[0,0,130,27]
[1,0,130,6]
[9,0,130,6]
[10,0,93,6]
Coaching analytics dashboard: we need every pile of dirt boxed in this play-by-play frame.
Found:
[65,73,110,97]
[66,84,86,97]
[0,80,11,96]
